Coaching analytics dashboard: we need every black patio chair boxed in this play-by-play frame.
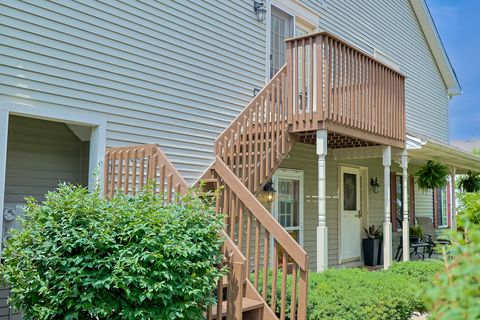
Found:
[416,216,450,257]
[394,218,432,261]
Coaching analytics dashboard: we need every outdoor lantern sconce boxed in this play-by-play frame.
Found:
[253,0,267,22]
[370,178,380,193]
[261,180,276,202]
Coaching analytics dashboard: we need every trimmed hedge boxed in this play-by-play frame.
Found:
[308,268,424,320]
[255,261,441,320]
[388,260,443,283]
[1,184,225,320]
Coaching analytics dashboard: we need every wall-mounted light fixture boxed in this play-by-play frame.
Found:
[370,178,380,193]
[260,180,276,202]
[253,0,267,22]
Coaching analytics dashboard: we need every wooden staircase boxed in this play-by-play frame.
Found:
[104,31,406,320]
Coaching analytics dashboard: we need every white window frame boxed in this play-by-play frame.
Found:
[272,169,305,246]
[0,104,107,254]
[265,0,319,81]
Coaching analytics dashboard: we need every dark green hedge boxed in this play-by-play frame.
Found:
[1,184,225,320]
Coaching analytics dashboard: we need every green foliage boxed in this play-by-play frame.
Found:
[389,260,443,283]
[458,171,480,193]
[308,268,425,320]
[0,184,225,320]
[363,225,382,239]
[457,192,480,226]
[424,221,480,320]
[255,261,440,320]
[409,225,424,237]
[415,161,449,192]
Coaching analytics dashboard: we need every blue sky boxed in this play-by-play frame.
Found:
[427,0,480,141]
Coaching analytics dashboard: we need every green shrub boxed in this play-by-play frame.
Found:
[0,184,225,320]
[424,220,480,320]
[388,260,443,283]
[308,269,423,320]
[457,192,480,226]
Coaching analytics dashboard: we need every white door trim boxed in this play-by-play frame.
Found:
[272,168,305,246]
[338,164,368,264]
[0,104,107,192]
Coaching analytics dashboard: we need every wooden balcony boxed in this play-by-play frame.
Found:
[285,32,406,148]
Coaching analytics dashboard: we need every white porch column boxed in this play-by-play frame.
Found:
[450,166,457,231]
[401,150,410,261]
[316,130,328,272]
[383,146,392,269]
[0,110,9,255]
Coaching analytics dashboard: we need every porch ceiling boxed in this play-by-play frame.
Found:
[407,134,480,173]
[296,131,380,149]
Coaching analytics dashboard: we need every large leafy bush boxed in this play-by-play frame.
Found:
[457,192,480,226]
[0,184,225,320]
[424,220,480,320]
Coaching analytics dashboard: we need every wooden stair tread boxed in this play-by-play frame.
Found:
[211,298,264,319]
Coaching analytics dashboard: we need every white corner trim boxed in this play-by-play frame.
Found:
[0,110,9,254]
[410,0,462,96]
[271,0,320,28]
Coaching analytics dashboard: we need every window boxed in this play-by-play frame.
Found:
[396,174,403,230]
[270,6,293,78]
[435,187,448,227]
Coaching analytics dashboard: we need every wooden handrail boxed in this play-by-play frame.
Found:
[214,65,294,195]
[214,157,308,320]
[215,157,308,270]
[104,144,188,200]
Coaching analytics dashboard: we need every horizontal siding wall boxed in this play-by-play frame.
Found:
[302,0,450,142]
[5,116,86,203]
[0,0,266,184]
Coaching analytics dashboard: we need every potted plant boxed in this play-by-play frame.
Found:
[362,225,382,266]
[416,161,449,192]
[458,171,480,193]
[409,225,423,243]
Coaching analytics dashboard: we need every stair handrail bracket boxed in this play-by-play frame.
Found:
[285,31,406,147]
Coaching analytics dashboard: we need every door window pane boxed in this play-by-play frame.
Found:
[270,7,293,78]
[343,173,357,211]
[396,175,403,230]
[277,179,299,228]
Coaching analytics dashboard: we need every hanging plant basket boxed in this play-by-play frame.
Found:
[415,160,449,192]
[458,171,480,193]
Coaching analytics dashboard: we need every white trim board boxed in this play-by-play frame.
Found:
[0,104,107,192]
[0,110,9,254]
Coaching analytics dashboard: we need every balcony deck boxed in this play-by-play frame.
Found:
[285,32,406,148]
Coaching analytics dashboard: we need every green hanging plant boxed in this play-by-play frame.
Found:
[416,160,449,192]
[458,171,480,193]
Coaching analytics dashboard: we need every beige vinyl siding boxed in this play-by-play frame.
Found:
[280,144,387,268]
[301,0,450,142]
[5,116,87,203]
[0,0,266,184]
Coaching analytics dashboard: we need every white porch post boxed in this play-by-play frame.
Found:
[383,146,392,269]
[0,110,9,255]
[401,150,410,261]
[316,129,328,272]
[450,166,457,231]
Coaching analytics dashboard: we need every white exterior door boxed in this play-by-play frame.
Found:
[340,166,362,261]
[273,169,304,246]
